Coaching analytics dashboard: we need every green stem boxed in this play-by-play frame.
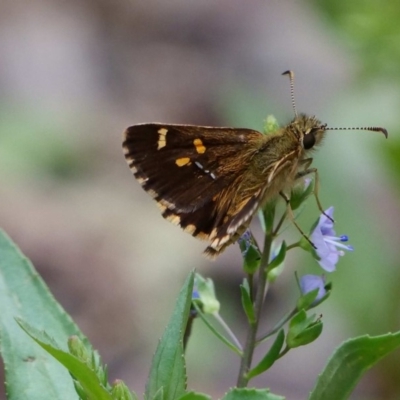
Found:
[213,312,243,352]
[277,346,290,359]
[247,272,254,301]
[286,241,301,251]
[193,303,243,356]
[236,225,273,387]
[272,209,287,237]
[256,307,297,344]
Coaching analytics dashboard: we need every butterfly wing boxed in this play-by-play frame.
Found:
[123,123,273,257]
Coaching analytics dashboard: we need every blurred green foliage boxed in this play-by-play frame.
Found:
[312,0,400,79]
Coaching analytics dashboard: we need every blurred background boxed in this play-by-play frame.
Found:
[0,0,399,399]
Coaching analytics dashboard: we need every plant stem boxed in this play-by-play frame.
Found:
[236,226,273,387]
[213,312,243,352]
[272,209,287,236]
[193,303,243,356]
[256,307,297,344]
[286,242,300,251]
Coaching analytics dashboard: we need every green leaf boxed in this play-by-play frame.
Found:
[151,387,164,400]
[260,201,276,234]
[267,241,286,272]
[221,387,285,400]
[240,283,256,324]
[309,332,400,400]
[17,320,112,400]
[296,288,319,310]
[0,229,86,400]
[177,392,212,400]
[292,320,322,347]
[246,329,285,380]
[237,231,261,274]
[290,179,314,211]
[145,271,195,400]
[309,282,332,309]
[242,245,261,274]
[287,310,322,348]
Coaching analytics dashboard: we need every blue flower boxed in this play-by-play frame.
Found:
[311,207,354,272]
[238,230,252,257]
[192,287,200,300]
[300,274,326,302]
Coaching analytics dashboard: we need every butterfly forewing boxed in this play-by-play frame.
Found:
[123,124,267,256]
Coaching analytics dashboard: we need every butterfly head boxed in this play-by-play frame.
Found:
[289,113,327,152]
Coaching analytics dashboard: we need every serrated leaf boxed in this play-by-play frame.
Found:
[17,319,112,400]
[145,271,195,400]
[221,387,285,400]
[177,391,212,400]
[309,332,400,400]
[246,330,285,380]
[0,229,85,400]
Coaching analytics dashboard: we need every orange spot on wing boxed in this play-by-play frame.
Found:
[157,128,168,150]
[193,138,206,154]
[175,157,191,167]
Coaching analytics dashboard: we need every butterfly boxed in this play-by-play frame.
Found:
[122,71,387,258]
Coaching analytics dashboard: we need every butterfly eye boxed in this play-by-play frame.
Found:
[302,130,316,149]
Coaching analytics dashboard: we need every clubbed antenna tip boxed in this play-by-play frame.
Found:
[377,127,389,138]
[326,126,388,138]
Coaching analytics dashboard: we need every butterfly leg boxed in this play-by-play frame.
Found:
[279,191,317,249]
[296,160,334,223]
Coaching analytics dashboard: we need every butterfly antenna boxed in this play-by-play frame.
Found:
[326,126,388,138]
[282,70,298,118]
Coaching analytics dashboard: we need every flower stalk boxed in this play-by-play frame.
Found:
[236,207,275,387]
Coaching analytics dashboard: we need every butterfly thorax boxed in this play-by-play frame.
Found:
[237,113,326,203]
[206,114,327,256]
